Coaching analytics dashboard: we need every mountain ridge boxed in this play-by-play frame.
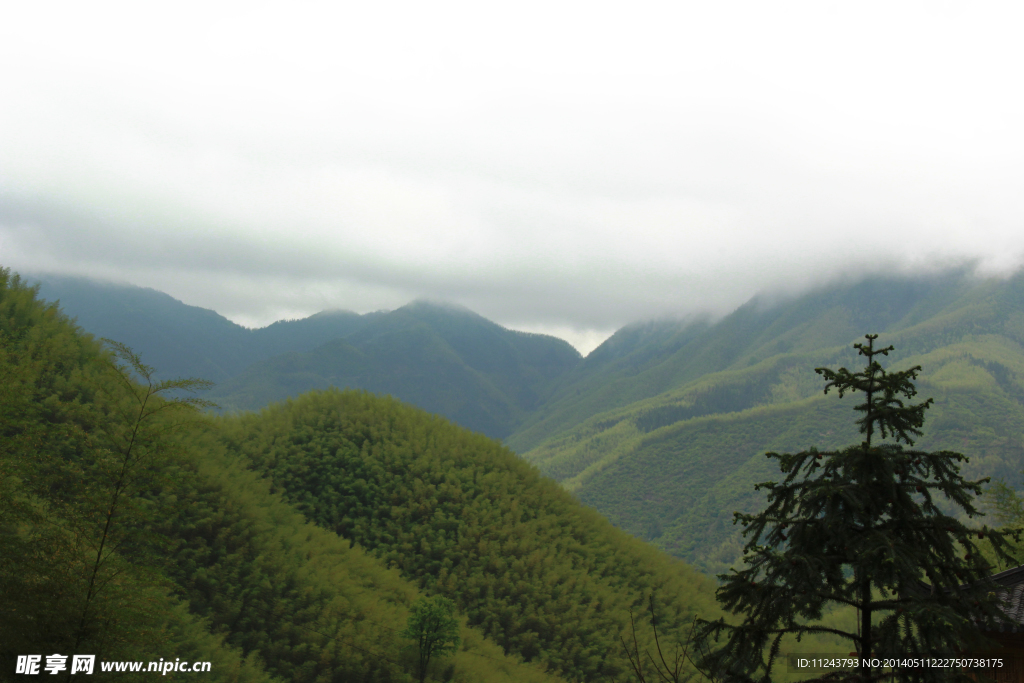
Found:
[514,269,1024,573]
[27,267,1024,576]
[28,274,582,439]
[5,266,746,682]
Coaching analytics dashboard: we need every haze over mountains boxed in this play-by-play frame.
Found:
[7,5,1024,678]
[31,268,1024,575]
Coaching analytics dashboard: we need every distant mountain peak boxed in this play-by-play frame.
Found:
[402,298,477,314]
[300,308,364,321]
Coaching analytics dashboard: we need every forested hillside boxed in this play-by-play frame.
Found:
[5,266,757,682]
[27,268,1024,581]
[214,389,722,682]
[208,301,581,439]
[515,270,1024,574]
[506,271,978,453]
[0,269,575,681]
[30,276,580,439]
[2,270,275,680]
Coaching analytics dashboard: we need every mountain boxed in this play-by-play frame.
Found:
[27,268,1024,579]
[215,388,724,682]
[208,301,582,439]
[505,271,976,453]
[31,274,381,382]
[511,269,1024,574]
[28,275,581,439]
[5,265,755,683]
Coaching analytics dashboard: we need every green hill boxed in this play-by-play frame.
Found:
[31,274,381,382]
[513,269,1024,575]
[5,266,747,682]
[0,268,571,681]
[30,276,581,440]
[214,388,721,682]
[209,301,581,439]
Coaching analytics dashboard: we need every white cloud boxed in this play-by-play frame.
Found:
[2,1,1024,354]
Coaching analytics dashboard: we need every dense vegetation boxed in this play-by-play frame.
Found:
[215,389,722,682]
[30,269,1024,580]
[31,275,581,439]
[154,429,561,683]
[0,270,275,681]
[32,269,1024,579]
[0,268,570,682]
[208,301,581,439]
[516,271,1024,574]
[12,267,798,682]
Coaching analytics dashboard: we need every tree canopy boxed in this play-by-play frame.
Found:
[401,596,461,683]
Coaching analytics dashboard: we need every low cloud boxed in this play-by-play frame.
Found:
[3,2,1024,355]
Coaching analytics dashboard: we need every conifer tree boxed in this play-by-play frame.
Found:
[696,334,1020,683]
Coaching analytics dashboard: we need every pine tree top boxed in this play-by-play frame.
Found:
[815,334,933,448]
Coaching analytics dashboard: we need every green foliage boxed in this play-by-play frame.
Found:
[2,266,566,683]
[814,337,932,446]
[401,596,461,683]
[533,395,860,575]
[518,272,1024,573]
[208,301,580,439]
[69,338,215,653]
[158,435,416,682]
[696,335,1021,683]
[150,425,563,683]
[0,267,276,681]
[217,389,721,682]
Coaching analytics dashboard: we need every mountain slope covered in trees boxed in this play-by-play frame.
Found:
[505,271,980,453]
[0,270,572,681]
[207,301,581,439]
[514,270,1024,574]
[27,268,1024,579]
[214,388,722,682]
[7,267,761,682]
[29,275,580,439]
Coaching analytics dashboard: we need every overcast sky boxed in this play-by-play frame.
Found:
[2,2,1023,354]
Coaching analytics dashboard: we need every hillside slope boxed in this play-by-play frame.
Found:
[507,271,977,454]
[207,301,581,439]
[30,275,581,440]
[2,267,569,683]
[513,270,1024,575]
[216,389,725,683]
[31,274,379,382]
